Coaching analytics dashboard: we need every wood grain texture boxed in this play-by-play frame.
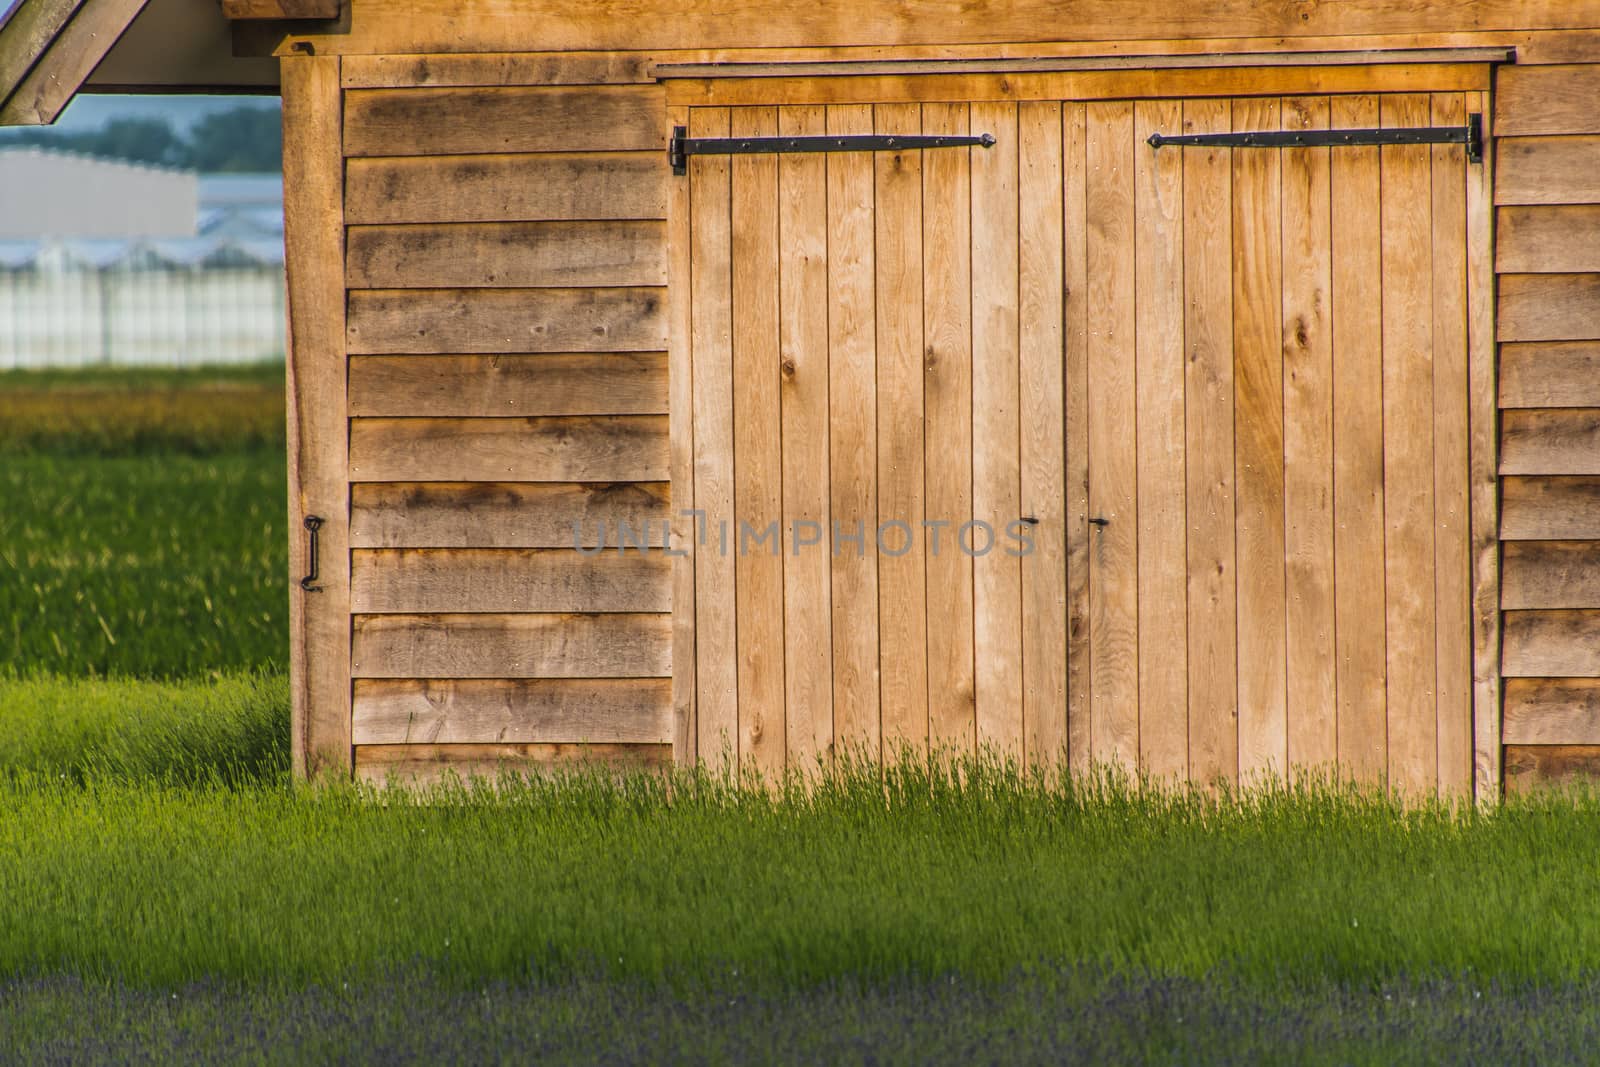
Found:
[348,354,668,417]
[1181,97,1237,787]
[221,0,339,17]
[1020,100,1067,771]
[341,52,655,88]
[1503,678,1600,745]
[1497,207,1600,274]
[1501,410,1600,475]
[1495,137,1600,205]
[1062,102,1092,775]
[346,287,665,354]
[348,416,668,482]
[825,104,880,759]
[1431,91,1472,798]
[0,0,150,126]
[350,481,671,548]
[346,221,666,288]
[1133,97,1186,781]
[972,100,1023,757]
[689,107,738,766]
[243,3,1600,58]
[1501,476,1600,540]
[1330,94,1388,785]
[1085,99,1137,771]
[1232,95,1287,782]
[777,103,833,767]
[1502,541,1600,609]
[1500,342,1600,407]
[922,100,976,757]
[1281,94,1336,780]
[351,548,670,613]
[345,153,667,225]
[1466,88,1500,803]
[874,102,929,758]
[354,742,671,785]
[1498,273,1600,342]
[1495,65,1600,137]
[352,678,673,745]
[730,105,786,777]
[666,102,696,766]
[1504,745,1600,793]
[343,85,664,156]
[352,612,672,678]
[1503,610,1600,677]
[282,55,350,779]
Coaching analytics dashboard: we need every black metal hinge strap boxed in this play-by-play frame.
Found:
[670,126,995,174]
[1148,113,1484,164]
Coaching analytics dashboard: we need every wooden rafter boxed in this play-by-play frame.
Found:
[0,0,150,125]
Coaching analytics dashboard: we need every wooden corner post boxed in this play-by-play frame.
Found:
[283,55,352,780]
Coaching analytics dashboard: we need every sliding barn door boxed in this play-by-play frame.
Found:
[674,90,1482,795]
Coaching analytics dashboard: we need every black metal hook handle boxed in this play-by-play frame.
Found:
[301,515,324,593]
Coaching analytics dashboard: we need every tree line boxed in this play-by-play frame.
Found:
[0,107,281,172]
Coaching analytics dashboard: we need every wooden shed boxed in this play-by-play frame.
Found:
[10,1,1600,797]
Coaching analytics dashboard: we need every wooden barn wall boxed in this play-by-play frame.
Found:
[335,62,677,783]
[1495,64,1600,793]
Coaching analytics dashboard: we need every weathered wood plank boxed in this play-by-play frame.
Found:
[345,153,667,225]
[350,481,671,549]
[341,52,655,88]
[874,102,929,759]
[1019,99,1067,771]
[354,742,672,785]
[351,548,670,613]
[1281,94,1336,781]
[221,0,339,17]
[352,612,672,679]
[1501,476,1600,540]
[689,106,738,766]
[352,678,673,745]
[826,104,880,760]
[922,100,976,757]
[1062,102,1092,775]
[730,105,786,777]
[348,354,668,417]
[973,99,1023,758]
[1497,206,1600,274]
[1500,342,1600,407]
[1495,137,1600,205]
[242,4,1600,59]
[0,0,150,126]
[343,85,664,156]
[1501,410,1600,475]
[1133,97,1186,781]
[281,55,350,780]
[1498,273,1600,343]
[1503,610,1600,677]
[346,287,665,354]
[1431,91,1472,798]
[1379,93,1439,796]
[346,221,666,289]
[1502,541,1600,610]
[1330,94,1388,785]
[1181,96,1236,787]
[669,64,1489,108]
[1504,745,1600,793]
[1085,99,1137,771]
[1503,678,1600,745]
[348,415,668,482]
[666,101,696,766]
[1232,95,1287,783]
[1466,88,1500,803]
[777,103,832,767]
[1495,65,1600,137]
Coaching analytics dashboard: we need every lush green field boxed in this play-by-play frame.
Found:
[8,364,1600,1064]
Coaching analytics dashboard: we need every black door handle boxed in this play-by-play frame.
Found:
[301,515,324,592]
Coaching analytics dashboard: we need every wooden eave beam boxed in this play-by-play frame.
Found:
[220,1,340,19]
[0,0,150,126]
